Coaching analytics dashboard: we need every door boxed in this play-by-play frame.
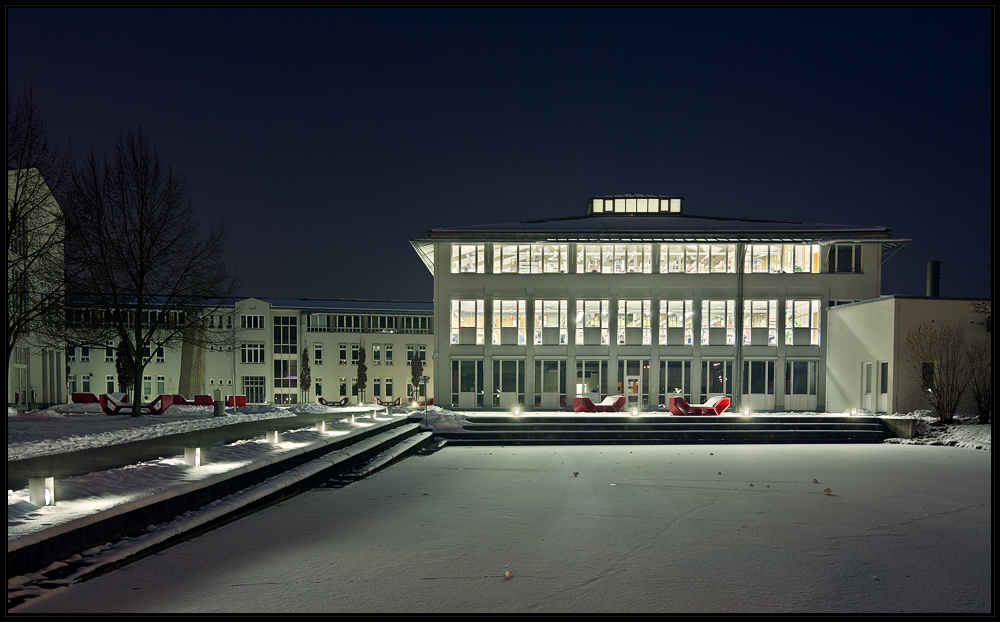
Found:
[742,360,776,411]
[862,362,873,411]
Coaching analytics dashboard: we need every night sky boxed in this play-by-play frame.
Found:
[8,8,991,302]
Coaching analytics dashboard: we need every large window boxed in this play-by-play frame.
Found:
[534,300,567,345]
[701,360,733,402]
[785,300,821,345]
[401,316,431,333]
[451,244,485,273]
[745,244,820,274]
[661,244,735,274]
[332,315,362,332]
[451,299,485,345]
[701,300,736,345]
[743,300,778,345]
[241,315,265,329]
[617,300,651,345]
[241,342,265,363]
[493,300,527,345]
[575,300,610,345]
[660,360,692,404]
[829,244,862,274]
[575,360,608,399]
[273,316,298,354]
[576,244,652,274]
[659,300,694,345]
[494,244,568,274]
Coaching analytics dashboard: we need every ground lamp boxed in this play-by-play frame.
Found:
[265,430,280,443]
[185,447,202,466]
[28,477,55,507]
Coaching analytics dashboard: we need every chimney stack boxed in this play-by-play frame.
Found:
[926,260,940,297]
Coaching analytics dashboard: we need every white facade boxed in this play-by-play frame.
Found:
[62,298,435,406]
[8,169,66,409]
[826,296,989,414]
[413,194,910,412]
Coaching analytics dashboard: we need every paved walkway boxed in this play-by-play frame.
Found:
[13,444,992,614]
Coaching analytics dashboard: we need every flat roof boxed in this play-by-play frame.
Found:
[248,298,433,313]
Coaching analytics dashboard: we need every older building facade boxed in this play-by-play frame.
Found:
[63,298,435,406]
[413,195,910,412]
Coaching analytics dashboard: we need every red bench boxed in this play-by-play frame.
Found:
[226,395,247,407]
[71,392,101,404]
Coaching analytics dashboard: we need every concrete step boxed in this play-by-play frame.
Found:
[435,415,894,445]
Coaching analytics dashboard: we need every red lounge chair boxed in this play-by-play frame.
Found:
[318,396,349,407]
[595,395,627,412]
[573,397,597,413]
[226,395,248,407]
[99,393,138,415]
[71,392,100,404]
[668,396,731,416]
[147,394,183,415]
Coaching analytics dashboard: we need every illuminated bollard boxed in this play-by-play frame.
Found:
[265,430,280,443]
[185,447,201,466]
[29,477,55,507]
[315,420,326,433]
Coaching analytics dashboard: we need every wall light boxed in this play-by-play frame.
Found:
[29,477,55,507]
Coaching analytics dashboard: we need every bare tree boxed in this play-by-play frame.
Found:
[903,324,972,423]
[6,90,72,377]
[65,127,237,414]
[967,338,992,424]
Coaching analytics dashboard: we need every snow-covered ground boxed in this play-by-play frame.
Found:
[6,403,990,610]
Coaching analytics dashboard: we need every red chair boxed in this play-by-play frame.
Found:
[573,397,597,413]
[668,396,731,416]
[71,392,100,404]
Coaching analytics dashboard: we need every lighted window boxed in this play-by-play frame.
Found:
[745,244,820,273]
[534,300,568,345]
[451,244,485,273]
[701,300,736,345]
[659,300,694,345]
[742,300,778,345]
[575,300,610,345]
[451,299,485,345]
[493,300,527,345]
[617,300,651,345]
[660,244,735,274]
[785,300,821,345]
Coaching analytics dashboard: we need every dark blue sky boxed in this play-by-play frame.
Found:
[8,8,991,301]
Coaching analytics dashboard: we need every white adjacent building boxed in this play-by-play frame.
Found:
[826,296,989,415]
[412,194,911,412]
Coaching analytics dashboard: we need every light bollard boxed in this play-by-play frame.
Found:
[265,430,280,443]
[28,477,55,507]
[315,420,326,433]
[185,447,202,466]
